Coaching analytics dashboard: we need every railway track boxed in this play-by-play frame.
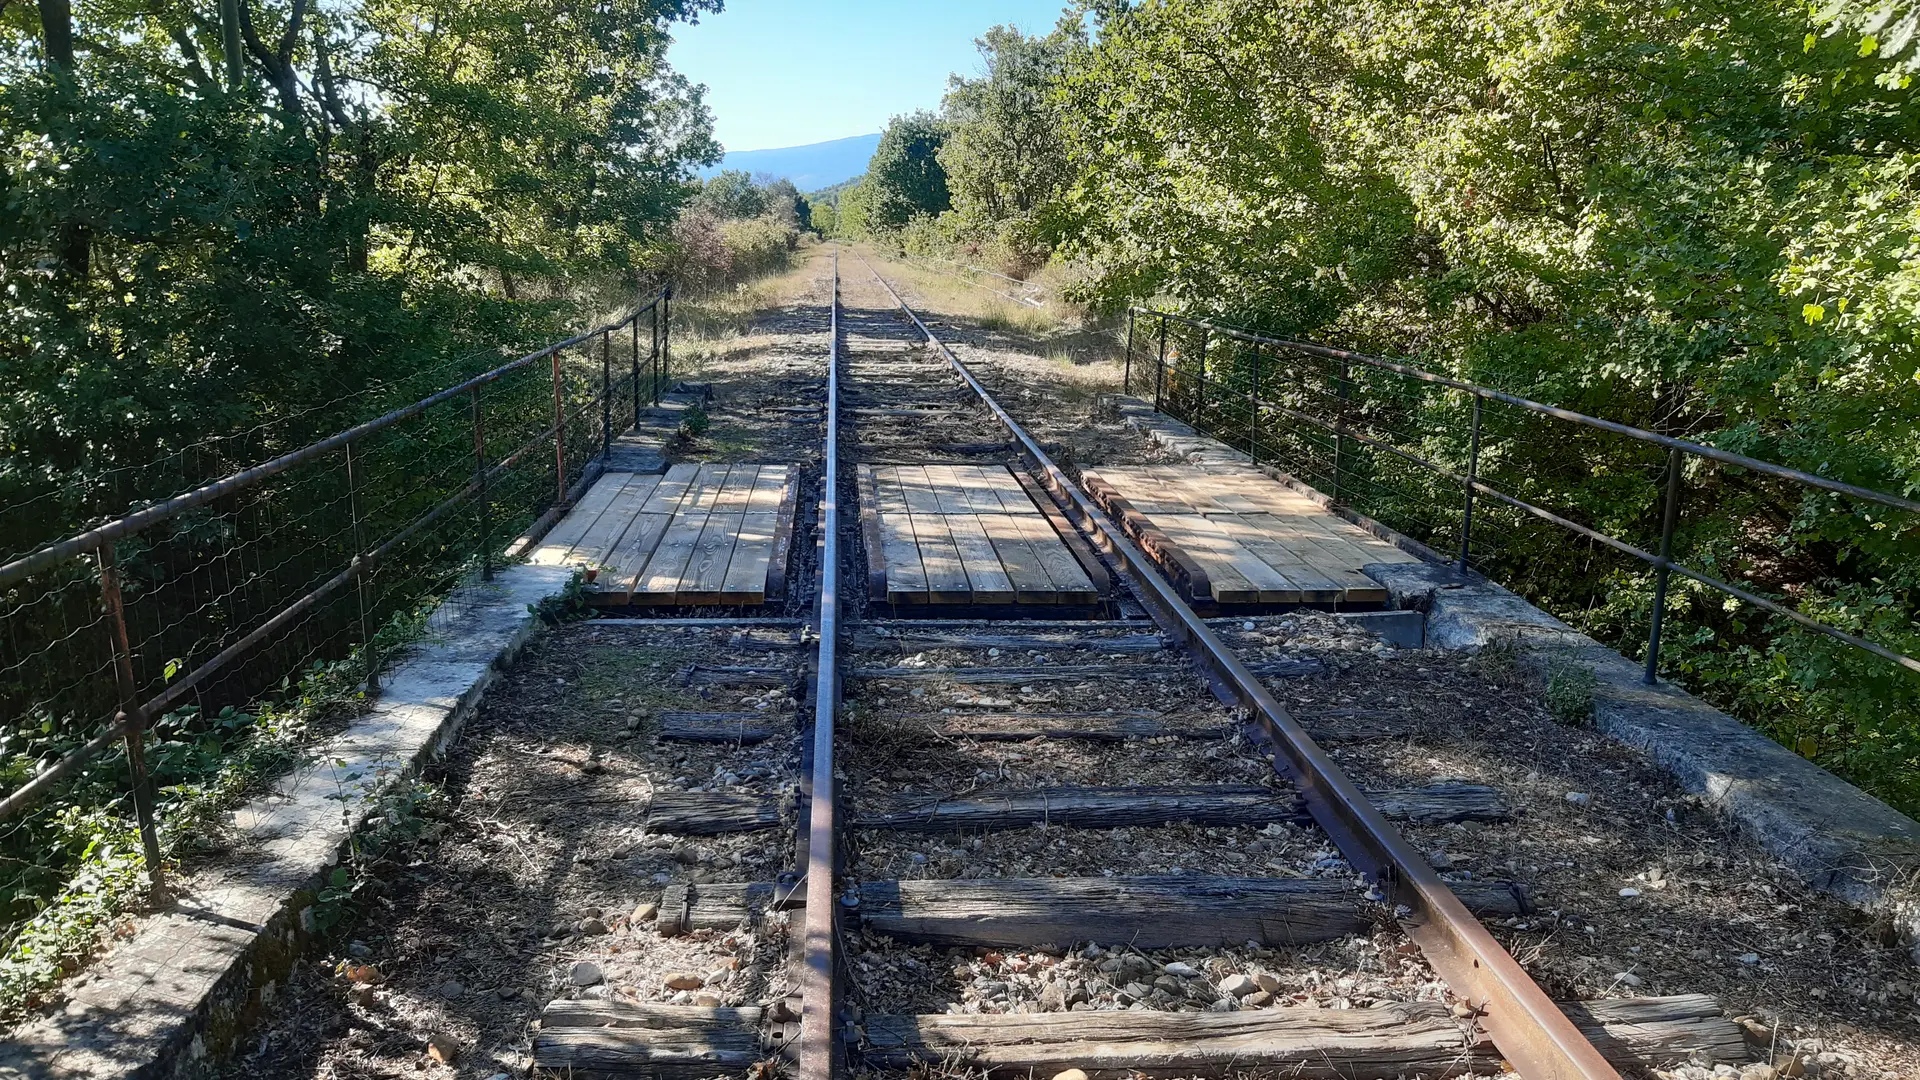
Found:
[528,252,1745,1080]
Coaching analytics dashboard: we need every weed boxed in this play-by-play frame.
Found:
[1546,658,1599,725]
[531,571,593,626]
[0,597,445,1021]
[679,401,712,439]
[1469,638,1527,689]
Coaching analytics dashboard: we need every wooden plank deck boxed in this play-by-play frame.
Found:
[860,464,1104,607]
[529,463,796,606]
[1079,464,1420,606]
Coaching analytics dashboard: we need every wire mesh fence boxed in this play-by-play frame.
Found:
[1122,307,1920,726]
[0,288,673,982]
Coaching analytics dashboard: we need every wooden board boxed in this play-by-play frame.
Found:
[537,460,796,607]
[643,792,783,835]
[853,782,1509,832]
[863,463,1105,607]
[853,875,1524,948]
[1081,463,1419,606]
[533,1002,763,1079]
[859,994,1743,1077]
[657,712,785,743]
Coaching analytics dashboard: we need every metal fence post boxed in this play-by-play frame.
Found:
[472,385,491,582]
[661,286,672,390]
[99,542,168,904]
[1194,328,1209,423]
[1644,447,1686,684]
[1154,315,1168,413]
[551,347,567,506]
[1458,396,1482,572]
[345,441,377,693]
[631,312,642,428]
[1247,340,1260,458]
[1123,311,1135,395]
[651,303,662,405]
[601,329,612,460]
[1332,359,1351,506]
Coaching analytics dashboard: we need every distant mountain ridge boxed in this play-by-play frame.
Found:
[697,133,880,192]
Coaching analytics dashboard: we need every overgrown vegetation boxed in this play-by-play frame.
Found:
[0,0,735,1014]
[667,170,813,294]
[838,2,1920,813]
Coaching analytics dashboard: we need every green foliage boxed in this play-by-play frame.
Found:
[934,20,1084,274]
[1545,659,1599,726]
[1040,0,1920,809]
[696,170,770,219]
[531,570,594,627]
[0,0,718,1013]
[860,111,952,230]
[678,400,712,439]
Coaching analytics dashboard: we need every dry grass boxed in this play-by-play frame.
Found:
[850,245,1127,404]
[669,243,832,373]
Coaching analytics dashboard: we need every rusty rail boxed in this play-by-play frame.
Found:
[860,255,1624,1080]
[795,249,843,1079]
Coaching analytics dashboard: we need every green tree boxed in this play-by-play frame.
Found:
[861,110,950,230]
[1056,0,1920,808]
[697,169,770,219]
[937,19,1084,263]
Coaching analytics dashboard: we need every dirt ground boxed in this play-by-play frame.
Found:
[217,249,1920,1080]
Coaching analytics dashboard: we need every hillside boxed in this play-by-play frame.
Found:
[697,133,879,191]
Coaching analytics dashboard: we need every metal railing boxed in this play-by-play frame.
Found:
[0,286,673,908]
[1124,307,1920,686]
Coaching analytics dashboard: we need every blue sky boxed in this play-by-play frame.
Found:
[668,1,1075,152]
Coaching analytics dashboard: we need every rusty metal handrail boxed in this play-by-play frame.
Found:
[0,287,671,902]
[1133,308,1920,515]
[872,258,1623,1080]
[1130,307,1920,682]
[0,292,669,589]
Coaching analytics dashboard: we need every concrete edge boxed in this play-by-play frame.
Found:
[1101,393,1920,958]
[0,563,575,1079]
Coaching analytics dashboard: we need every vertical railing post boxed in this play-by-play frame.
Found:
[1123,311,1135,396]
[631,311,642,429]
[651,303,662,405]
[551,346,567,507]
[1644,447,1686,684]
[345,440,377,693]
[1247,339,1260,459]
[1332,358,1351,506]
[99,542,168,904]
[1458,395,1482,572]
[601,329,613,460]
[1154,315,1168,413]
[661,286,672,390]
[472,385,491,582]
[1194,328,1209,425]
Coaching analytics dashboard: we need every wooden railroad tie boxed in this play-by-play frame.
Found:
[887,708,1416,743]
[847,659,1323,684]
[643,792,783,836]
[649,875,1526,946]
[851,783,1507,832]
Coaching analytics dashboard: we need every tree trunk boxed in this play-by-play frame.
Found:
[40,0,89,282]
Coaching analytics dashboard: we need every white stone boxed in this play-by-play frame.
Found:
[1220,974,1259,998]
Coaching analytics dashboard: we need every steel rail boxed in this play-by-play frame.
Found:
[1135,307,1920,516]
[870,256,1623,1080]
[796,249,843,1080]
[0,294,668,589]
